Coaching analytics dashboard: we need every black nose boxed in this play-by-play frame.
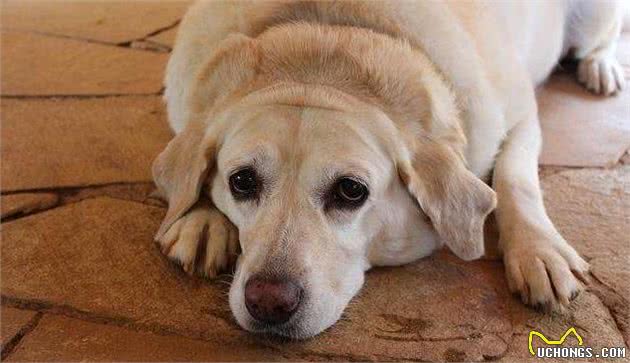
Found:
[244,275,302,325]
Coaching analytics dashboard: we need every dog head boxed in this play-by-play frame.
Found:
[153,26,496,338]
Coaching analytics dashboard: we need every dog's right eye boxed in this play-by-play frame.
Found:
[324,177,369,211]
[229,168,260,200]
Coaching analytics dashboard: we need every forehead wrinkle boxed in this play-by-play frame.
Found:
[298,108,391,184]
[222,143,276,173]
[220,106,303,178]
[274,107,308,210]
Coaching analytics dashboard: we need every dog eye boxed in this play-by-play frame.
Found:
[331,177,369,208]
[229,168,260,200]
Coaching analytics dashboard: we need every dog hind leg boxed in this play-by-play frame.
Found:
[568,0,626,95]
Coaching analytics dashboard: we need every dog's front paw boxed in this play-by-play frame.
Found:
[503,233,589,312]
[577,53,625,96]
[156,207,239,277]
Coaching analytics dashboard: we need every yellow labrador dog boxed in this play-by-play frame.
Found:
[153,0,626,338]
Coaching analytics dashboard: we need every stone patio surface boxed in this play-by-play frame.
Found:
[1,1,629,362]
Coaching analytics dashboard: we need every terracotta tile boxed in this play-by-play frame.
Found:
[0,97,172,192]
[0,0,190,44]
[0,31,167,96]
[7,315,281,362]
[1,307,37,348]
[0,193,59,219]
[541,166,630,346]
[147,27,179,48]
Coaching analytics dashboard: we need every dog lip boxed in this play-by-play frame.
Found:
[244,295,311,338]
[248,316,302,338]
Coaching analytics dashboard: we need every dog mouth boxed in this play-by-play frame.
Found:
[245,301,314,339]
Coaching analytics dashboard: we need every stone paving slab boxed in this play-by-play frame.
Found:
[541,166,630,346]
[2,191,627,361]
[1,307,37,348]
[503,292,626,362]
[0,0,190,44]
[0,197,238,341]
[0,194,510,361]
[1,174,627,361]
[537,73,630,167]
[0,97,172,192]
[0,193,59,219]
[272,254,512,361]
[0,31,168,96]
[6,314,282,362]
[538,32,630,167]
[1,3,629,361]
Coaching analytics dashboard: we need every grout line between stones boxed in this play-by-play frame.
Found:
[1,28,170,54]
[1,181,166,223]
[0,295,322,361]
[1,203,62,224]
[119,18,181,47]
[0,311,43,360]
[590,272,628,305]
[538,162,628,181]
[587,272,629,348]
[1,295,503,362]
[0,195,163,224]
[0,181,155,196]
[1,295,224,344]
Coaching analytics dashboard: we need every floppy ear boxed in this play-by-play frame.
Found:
[153,34,259,240]
[399,139,497,260]
[152,122,216,240]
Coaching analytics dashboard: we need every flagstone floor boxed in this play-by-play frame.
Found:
[1,1,629,362]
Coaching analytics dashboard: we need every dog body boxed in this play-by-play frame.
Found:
[154,0,626,338]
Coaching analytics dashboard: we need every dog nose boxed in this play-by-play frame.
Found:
[244,276,302,324]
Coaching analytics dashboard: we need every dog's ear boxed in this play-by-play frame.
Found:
[153,35,259,240]
[152,122,216,240]
[398,139,497,260]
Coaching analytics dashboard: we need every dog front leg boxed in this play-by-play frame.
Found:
[156,198,239,277]
[492,112,589,311]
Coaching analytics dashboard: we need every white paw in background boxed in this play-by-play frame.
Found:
[156,207,239,277]
[577,50,626,96]
[503,232,590,312]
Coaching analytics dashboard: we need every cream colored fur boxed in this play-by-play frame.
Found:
[153,0,626,338]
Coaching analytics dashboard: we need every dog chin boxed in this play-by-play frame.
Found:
[231,307,331,339]
[245,316,319,340]
[229,286,345,339]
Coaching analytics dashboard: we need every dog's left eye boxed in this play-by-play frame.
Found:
[229,167,260,200]
[328,177,369,209]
